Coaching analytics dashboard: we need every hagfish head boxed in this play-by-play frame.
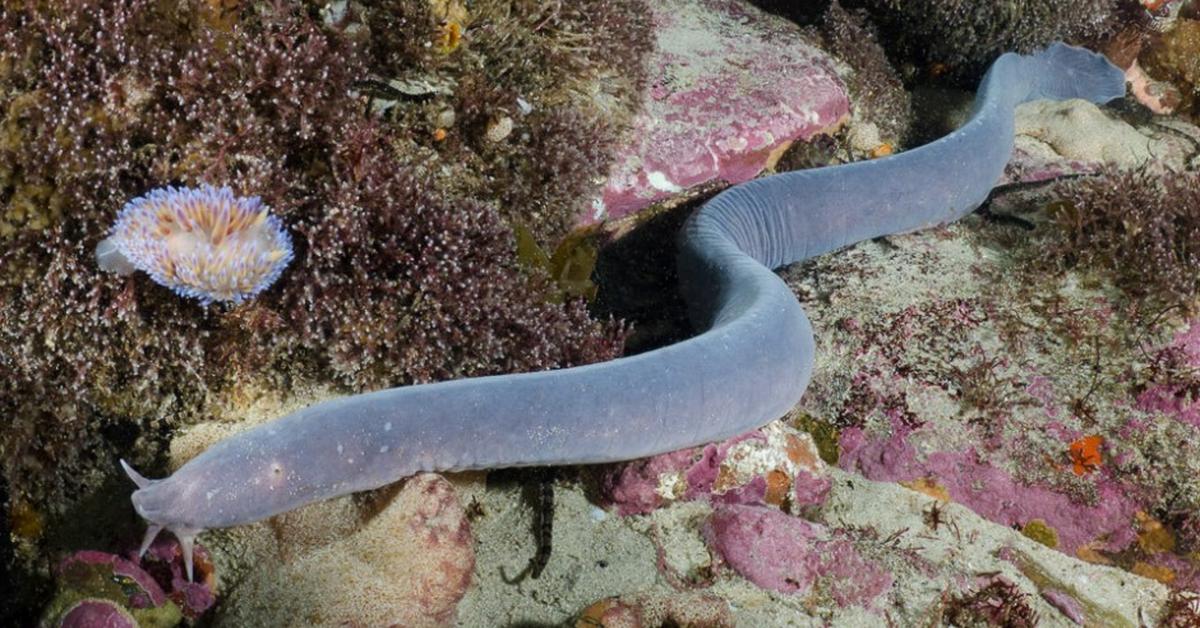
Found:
[122,434,337,581]
[121,459,206,581]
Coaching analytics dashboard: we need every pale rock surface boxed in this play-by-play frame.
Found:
[1015,98,1158,167]
[213,474,474,627]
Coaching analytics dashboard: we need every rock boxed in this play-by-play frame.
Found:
[1002,144,1105,186]
[40,547,199,628]
[217,473,474,627]
[702,503,892,607]
[1002,97,1199,185]
[779,106,1200,610]
[1013,99,1158,168]
[58,598,138,628]
[590,0,849,223]
[839,426,1142,555]
[574,591,735,628]
[600,421,829,516]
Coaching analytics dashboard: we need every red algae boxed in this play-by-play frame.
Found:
[839,424,1140,554]
[703,504,892,607]
[1137,320,1200,429]
[594,0,849,221]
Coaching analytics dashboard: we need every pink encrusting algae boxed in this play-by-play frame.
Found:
[838,419,1142,554]
[98,185,293,304]
[1136,320,1200,429]
[703,504,892,607]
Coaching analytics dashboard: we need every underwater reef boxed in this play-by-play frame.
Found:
[0,0,649,617]
[1140,7,1200,117]
[7,0,1200,624]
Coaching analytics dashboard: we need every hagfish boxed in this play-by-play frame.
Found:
[122,43,1126,580]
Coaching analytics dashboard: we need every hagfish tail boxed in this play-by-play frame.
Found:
[123,43,1126,579]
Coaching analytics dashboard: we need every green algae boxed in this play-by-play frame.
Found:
[516,223,601,303]
[1020,518,1060,549]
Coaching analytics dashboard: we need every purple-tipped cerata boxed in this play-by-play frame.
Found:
[123,44,1126,580]
[96,184,293,304]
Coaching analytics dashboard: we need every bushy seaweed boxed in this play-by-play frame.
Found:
[1042,167,1200,308]
[944,577,1040,628]
[0,0,648,563]
[1141,16,1200,118]
[842,0,1132,82]
[1162,590,1200,627]
[817,0,911,145]
[332,0,653,244]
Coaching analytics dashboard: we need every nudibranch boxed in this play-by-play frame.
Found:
[96,184,294,304]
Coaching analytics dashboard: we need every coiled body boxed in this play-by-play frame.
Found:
[126,44,1125,564]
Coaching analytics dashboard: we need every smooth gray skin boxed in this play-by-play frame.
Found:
[124,43,1126,579]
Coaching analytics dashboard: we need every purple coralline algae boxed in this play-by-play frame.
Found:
[58,598,138,628]
[1136,320,1200,430]
[42,539,215,626]
[58,550,169,609]
[97,184,293,304]
[136,537,217,619]
[703,504,892,607]
[838,418,1141,554]
[591,0,849,222]
[1041,589,1086,625]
